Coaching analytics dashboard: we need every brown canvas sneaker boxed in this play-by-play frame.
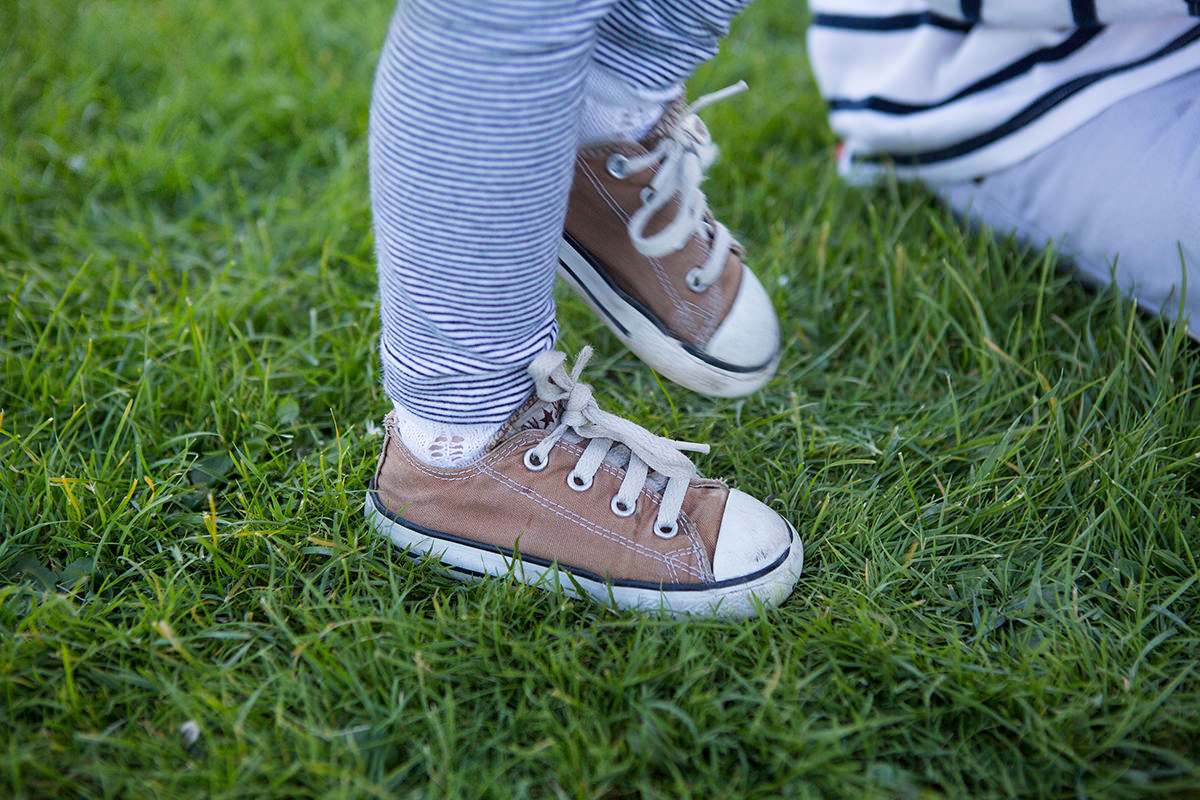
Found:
[560,83,781,398]
[364,347,803,618]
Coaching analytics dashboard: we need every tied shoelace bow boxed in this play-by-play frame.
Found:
[607,81,748,293]
[525,348,709,538]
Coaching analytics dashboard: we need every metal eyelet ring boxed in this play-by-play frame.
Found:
[639,186,655,204]
[567,471,593,492]
[606,153,629,179]
[610,496,636,517]
[685,269,708,293]
[523,449,547,471]
[655,520,678,539]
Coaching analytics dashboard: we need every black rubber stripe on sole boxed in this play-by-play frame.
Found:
[367,482,793,593]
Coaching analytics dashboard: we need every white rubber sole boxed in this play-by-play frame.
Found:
[364,492,803,619]
[558,237,779,398]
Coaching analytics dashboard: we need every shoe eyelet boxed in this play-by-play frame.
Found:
[606,154,629,179]
[639,186,655,204]
[567,471,593,492]
[686,269,708,293]
[523,449,547,471]
[655,520,678,539]
[610,496,636,517]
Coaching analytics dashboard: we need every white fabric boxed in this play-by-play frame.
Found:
[391,402,504,468]
[578,65,680,146]
[807,1,1200,182]
[934,70,1200,339]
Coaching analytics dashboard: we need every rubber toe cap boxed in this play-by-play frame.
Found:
[704,266,781,370]
[712,488,793,581]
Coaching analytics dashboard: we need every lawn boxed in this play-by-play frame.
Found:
[3,0,1199,797]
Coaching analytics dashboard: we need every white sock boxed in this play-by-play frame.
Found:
[578,66,682,146]
[391,403,505,468]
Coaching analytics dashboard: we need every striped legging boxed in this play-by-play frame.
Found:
[369,0,749,423]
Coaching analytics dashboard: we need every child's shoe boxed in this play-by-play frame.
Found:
[365,347,802,617]
[560,84,781,398]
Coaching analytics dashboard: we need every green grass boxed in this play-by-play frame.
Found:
[3,1,1199,797]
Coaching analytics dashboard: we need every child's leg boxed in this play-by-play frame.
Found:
[933,69,1200,339]
[370,0,616,429]
[370,0,759,449]
[366,0,803,616]
[593,0,751,95]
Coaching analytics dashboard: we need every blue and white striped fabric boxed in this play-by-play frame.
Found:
[807,1,1200,182]
[369,0,748,423]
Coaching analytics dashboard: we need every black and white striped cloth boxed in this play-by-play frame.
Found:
[369,0,747,423]
[808,0,1200,182]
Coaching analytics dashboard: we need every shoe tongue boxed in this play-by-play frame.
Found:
[513,398,561,434]
[488,392,672,493]
[639,95,688,148]
[485,394,562,452]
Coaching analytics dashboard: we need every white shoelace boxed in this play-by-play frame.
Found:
[606,81,747,293]
[524,348,710,538]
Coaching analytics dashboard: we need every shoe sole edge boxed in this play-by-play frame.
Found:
[364,491,803,619]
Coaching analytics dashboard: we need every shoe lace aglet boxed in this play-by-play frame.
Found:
[683,80,748,117]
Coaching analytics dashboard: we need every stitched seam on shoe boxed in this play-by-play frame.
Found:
[595,161,719,344]
[391,445,487,482]
[682,298,718,340]
[479,461,704,580]
[590,163,696,335]
[536,439,707,580]
[389,432,675,507]
[664,541,708,582]
[684,226,727,340]
[394,440,662,561]
[681,243,725,343]
[675,515,711,579]
[551,439,710,581]
[667,542,700,578]
[390,433,560,482]
[390,433,705,581]
[552,439,708,576]
[578,159,696,337]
